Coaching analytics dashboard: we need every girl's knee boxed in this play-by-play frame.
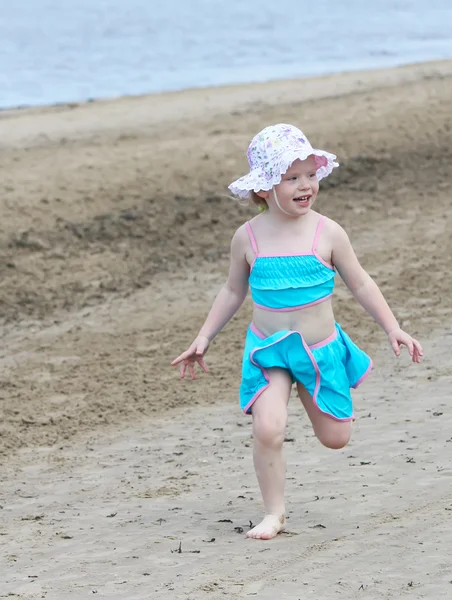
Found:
[253,414,287,448]
[316,424,351,450]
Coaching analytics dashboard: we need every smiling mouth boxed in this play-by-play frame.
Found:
[294,195,311,203]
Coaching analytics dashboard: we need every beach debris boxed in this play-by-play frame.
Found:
[106,512,117,518]
[65,222,84,239]
[203,538,216,543]
[171,542,201,554]
[120,210,137,221]
[172,542,182,554]
[309,523,326,529]
[234,527,244,534]
[13,231,50,251]
[217,519,233,523]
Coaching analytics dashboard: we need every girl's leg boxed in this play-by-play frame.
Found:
[296,383,352,449]
[248,367,292,540]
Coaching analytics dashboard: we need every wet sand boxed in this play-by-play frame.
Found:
[1,60,452,599]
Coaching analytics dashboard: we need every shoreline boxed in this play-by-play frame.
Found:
[1,59,452,150]
[1,57,451,115]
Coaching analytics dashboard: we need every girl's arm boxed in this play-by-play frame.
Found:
[330,221,423,363]
[197,226,250,341]
[171,225,250,378]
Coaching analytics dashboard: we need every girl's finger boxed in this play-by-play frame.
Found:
[391,339,400,356]
[188,363,196,380]
[171,346,195,366]
[197,358,209,373]
[179,362,187,379]
[413,345,422,363]
[405,338,414,356]
[171,352,187,366]
[195,341,208,356]
[413,338,423,355]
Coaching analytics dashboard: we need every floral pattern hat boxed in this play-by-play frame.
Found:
[228,123,338,198]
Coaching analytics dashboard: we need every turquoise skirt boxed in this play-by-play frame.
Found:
[240,322,372,420]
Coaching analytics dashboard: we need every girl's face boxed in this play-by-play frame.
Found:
[258,156,320,217]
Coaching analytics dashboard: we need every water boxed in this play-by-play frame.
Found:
[1,0,452,109]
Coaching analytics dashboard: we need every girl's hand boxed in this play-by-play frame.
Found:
[387,328,423,363]
[171,336,210,379]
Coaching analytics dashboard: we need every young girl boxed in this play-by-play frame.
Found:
[171,123,423,541]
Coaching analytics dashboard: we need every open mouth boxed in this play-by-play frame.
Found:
[293,195,311,204]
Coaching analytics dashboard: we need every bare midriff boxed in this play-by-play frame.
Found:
[252,297,336,346]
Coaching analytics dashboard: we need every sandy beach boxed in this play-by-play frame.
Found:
[1,60,452,599]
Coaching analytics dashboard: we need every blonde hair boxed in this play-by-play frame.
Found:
[249,190,268,211]
[223,190,268,212]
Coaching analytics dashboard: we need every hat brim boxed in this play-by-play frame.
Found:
[228,149,338,199]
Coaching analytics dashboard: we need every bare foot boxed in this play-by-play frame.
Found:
[246,514,285,540]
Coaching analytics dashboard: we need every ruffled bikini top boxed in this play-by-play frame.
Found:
[246,215,335,311]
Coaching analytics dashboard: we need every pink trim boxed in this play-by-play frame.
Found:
[352,359,373,389]
[253,252,334,270]
[310,215,334,270]
[250,322,337,350]
[245,329,352,422]
[250,322,266,339]
[312,215,326,252]
[245,216,334,269]
[312,250,335,271]
[247,331,321,414]
[242,369,271,414]
[257,252,314,258]
[314,155,328,169]
[253,293,332,312]
[308,329,338,349]
[245,222,259,255]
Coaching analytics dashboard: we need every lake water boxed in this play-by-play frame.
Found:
[1,0,452,109]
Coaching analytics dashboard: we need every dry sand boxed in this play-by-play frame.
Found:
[1,60,452,599]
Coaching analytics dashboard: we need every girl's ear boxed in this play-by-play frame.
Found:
[255,190,270,200]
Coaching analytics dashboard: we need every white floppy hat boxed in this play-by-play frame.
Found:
[228,123,339,198]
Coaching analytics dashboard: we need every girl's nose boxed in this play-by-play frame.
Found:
[298,177,311,190]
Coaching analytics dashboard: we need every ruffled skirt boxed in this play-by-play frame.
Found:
[240,322,372,421]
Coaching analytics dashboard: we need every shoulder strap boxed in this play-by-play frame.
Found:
[312,215,327,252]
[245,221,259,255]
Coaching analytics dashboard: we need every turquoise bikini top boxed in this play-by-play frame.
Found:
[245,215,336,311]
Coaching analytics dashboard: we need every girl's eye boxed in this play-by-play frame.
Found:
[309,173,316,178]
